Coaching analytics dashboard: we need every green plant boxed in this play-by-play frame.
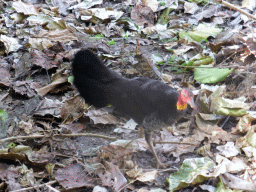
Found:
[160,38,168,43]
[94,34,104,40]
[26,75,31,80]
[68,76,74,84]
[124,35,129,41]
[128,6,132,12]
[108,40,115,45]
[7,142,17,149]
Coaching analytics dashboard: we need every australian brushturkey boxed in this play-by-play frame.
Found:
[72,49,195,168]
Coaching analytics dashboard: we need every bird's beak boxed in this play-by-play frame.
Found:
[187,98,196,108]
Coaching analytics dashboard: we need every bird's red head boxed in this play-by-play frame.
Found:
[177,89,195,110]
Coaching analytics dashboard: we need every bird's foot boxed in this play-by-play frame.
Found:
[156,161,167,169]
[156,161,177,170]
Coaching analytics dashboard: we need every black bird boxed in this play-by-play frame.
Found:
[72,49,195,168]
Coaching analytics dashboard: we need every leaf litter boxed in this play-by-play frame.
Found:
[0,0,255,191]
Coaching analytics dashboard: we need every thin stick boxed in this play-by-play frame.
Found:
[117,179,135,192]
[167,64,256,74]
[0,133,117,144]
[0,135,45,143]
[154,141,196,146]
[59,133,117,141]
[219,0,256,20]
[166,64,242,69]
[45,183,60,192]
[10,180,57,192]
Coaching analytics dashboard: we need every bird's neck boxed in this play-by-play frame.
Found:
[176,95,187,111]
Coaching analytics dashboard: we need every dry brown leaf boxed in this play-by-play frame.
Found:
[12,1,39,15]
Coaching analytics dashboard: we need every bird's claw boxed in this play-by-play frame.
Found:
[156,162,167,169]
[156,161,176,169]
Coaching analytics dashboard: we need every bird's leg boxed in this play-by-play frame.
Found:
[138,126,144,138]
[144,131,166,169]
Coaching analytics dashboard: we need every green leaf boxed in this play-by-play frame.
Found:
[7,142,17,149]
[108,40,115,45]
[95,34,103,37]
[157,7,171,25]
[194,68,234,83]
[209,87,249,117]
[215,181,235,192]
[237,131,256,148]
[116,18,138,31]
[68,76,74,84]
[0,109,8,122]
[179,24,222,43]
[216,107,247,117]
[166,157,215,192]
[191,56,214,66]
[94,34,104,40]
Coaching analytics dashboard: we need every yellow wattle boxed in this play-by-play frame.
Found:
[177,103,187,110]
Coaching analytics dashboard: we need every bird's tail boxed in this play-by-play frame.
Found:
[72,49,120,107]
[72,49,117,81]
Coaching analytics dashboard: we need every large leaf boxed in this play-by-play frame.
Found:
[210,87,249,117]
[27,14,66,30]
[194,68,234,83]
[179,24,222,42]
[166,157,215,192]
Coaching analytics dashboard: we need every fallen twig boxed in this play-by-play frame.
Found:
[154,141,196,146]
[166,64,244,69]
[10,180,57,192]
[218,0,256,20]
[0,133,117,144]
